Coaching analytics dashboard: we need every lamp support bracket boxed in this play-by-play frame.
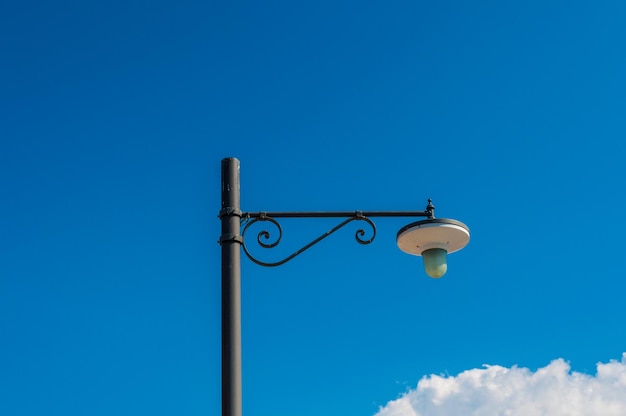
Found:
[238,201,434,268]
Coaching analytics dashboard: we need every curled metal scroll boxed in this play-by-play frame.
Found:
[241,214,377,267]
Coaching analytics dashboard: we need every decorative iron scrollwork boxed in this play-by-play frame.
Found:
[241,214,377,267]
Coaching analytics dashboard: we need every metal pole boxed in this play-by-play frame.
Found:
[220,158,242,416]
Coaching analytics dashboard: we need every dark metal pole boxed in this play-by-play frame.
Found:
[220,158,242,416]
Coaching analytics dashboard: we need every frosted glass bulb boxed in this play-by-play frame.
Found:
[422,248,447,278]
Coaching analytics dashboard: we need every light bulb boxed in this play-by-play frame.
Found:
[422,248,447,278]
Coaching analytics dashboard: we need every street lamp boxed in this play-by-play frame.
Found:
[219,157,469,416]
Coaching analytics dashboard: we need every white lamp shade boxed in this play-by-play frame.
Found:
[396,218,470,277]
[396,218,470,256]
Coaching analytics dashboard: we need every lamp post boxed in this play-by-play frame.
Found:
[219,157,469,416]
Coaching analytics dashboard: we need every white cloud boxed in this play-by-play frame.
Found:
[375,354,626,416]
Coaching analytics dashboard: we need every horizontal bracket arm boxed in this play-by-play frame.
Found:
[239,200,435,267]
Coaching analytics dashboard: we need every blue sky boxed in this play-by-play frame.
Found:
[2,1,626,415]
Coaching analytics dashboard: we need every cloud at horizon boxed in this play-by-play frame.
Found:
[375,354,626,416]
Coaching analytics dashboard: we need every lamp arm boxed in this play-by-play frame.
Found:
[240,202,434,268]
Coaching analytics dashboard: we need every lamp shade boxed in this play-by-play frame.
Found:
[396,218,470,277]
